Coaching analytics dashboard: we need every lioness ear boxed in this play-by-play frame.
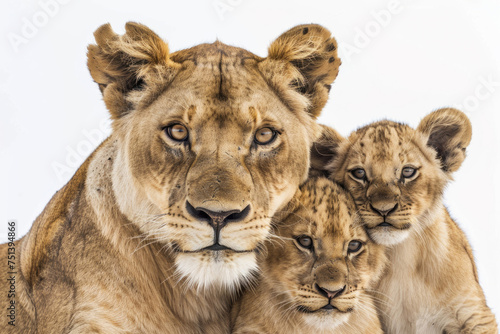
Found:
[258,24,341,117]
[87,22,180,119]
[417,108,472,173]
[309,124,345,177]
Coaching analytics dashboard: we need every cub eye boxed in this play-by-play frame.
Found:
[296,235,313,249]
[351,168,366,180]
[347,240,362,253]
[166,124,189,142]
[255,127,277,145]
[402,166,417,178]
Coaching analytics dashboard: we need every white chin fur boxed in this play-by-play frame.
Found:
[302,312,350,332]
[175,252,258,291]
[368,228,411,246]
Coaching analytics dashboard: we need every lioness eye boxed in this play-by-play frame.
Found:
[351,168,366,180]
[402,167,416,178]
[166,124,189,142]
[347,240,362,253]
[255,127,277,145]
[297,235,313,249]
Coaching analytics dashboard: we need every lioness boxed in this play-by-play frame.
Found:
[317,108,498,333]
[0,23,341,333]
[231,177,387,334]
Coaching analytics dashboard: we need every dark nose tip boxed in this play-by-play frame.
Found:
[185,201,250,230]
[370,203,398,217]
[314,284,346,299]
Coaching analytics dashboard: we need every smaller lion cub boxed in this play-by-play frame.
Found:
[231,177,386,334]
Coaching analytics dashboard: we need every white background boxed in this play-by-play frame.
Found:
[1,0,499,319]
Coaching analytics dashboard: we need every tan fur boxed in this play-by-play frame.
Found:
[0,22,341,333]
[232,178,386,334]
[321,108,498,333]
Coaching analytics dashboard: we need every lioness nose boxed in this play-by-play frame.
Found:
[370,203,398,217]
[185,201,250,231]
[315,284,346,299]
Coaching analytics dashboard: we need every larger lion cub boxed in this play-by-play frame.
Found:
[318,108,498,333]
[232,177,387,334]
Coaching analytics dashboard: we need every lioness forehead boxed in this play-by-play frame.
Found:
[169,42,268,100]
[171,41,261,65]
[143,42,288,129]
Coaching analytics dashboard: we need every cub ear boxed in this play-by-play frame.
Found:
[258,24,341,118]
[417,108,472,173]
[309,124,345,177]
[273,190,302,226]
[87,22,180,119]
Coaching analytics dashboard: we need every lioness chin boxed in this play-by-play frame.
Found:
[317,108,498,333]
[0,22,341,333]
[231,177,386,334]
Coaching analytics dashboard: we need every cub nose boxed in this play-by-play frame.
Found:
[314,284,346,299]
[185,201,250,231]
[370,203,398,217]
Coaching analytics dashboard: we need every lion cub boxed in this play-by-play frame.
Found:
[232,177,386,334]
[319,108,498,333]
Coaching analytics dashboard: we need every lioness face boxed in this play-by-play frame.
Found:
[118,47,314,288]
[265,178,385,330]
[87,23,341,288]
[328,109,471,246]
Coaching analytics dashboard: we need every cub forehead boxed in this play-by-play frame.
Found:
[296,178,359,237]
[347,121,431,163]
[353,121,410,150]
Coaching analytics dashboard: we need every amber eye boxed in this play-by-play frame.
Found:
[347,240,362,253]
[255,127,277,145]
[402,166,416,178]
[296,235,313,249]
[351,168,366,180]
[166,124,189,142]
